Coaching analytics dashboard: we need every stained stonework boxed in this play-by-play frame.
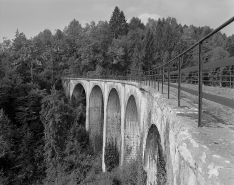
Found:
[124,95,140,162]
[143,124,167,185]
[89,85,104,152]
[106,88,121,160]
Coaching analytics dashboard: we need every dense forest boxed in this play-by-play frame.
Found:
[0,6,233,185]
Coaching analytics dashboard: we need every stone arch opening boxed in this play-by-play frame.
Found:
[124,95,140,162]
[105,88,121,171]
[71,83,86,127]
[89,85,104,153]
[144,124,167,185]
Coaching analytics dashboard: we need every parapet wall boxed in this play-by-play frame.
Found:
[142,84,234,185]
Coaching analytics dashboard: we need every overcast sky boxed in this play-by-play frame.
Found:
[0,0,234,42]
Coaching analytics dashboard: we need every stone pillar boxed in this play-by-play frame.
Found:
[102,83,107,172]
[120,84,126,167]
[85,83,90,132]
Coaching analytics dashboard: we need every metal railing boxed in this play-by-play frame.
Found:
[130,16,234,127]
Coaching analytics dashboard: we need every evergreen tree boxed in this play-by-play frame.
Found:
[109,6,128,39]
[129,17,145,30]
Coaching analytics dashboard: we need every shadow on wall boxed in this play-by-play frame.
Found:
[105,88,121,171]
[144,124,167,185]
[71,83,86,127]
[89,85,104,153]
[71,83,86,107]
[124,95,140,162]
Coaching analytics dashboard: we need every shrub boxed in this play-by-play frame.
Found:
[104,141,120,172]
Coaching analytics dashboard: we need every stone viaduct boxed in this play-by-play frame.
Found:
[62,78,234,185]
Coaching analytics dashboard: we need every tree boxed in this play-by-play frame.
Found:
[173,26,196,68]
[0,109,15,185]
[0,109,14,160]
[40,88,74,183]
[109,6,128,39]
[142,28,155,70]
[12,30,27,52]
[127,28,145,72]
[209,47,230,62]
[225,35,234,56]
[146,18,157,32]
[129,17,145,30]
[107,37,126,70]
[54,29,64,41]
[64,19,82,42]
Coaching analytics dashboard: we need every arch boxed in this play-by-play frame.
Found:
[143,124,166,185]
[124,95,140,162]
[71,83,86,106]
[89,85,104,152]
[105,88,121,171]
[71,83,86,127]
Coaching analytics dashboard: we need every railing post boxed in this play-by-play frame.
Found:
[141,71,142,85]
[144,72,147,85]
[162,67,164,94]
[149,71,151,87]
[145,71,147,85]
[178,57,181,107]
[154,69,156,88]
[230,68,231,88]
[152,70,154,87]
[198,42,203,127]
[68,79,70,99]
[152,71,153,87]
[148,71,150,86]
[145,72,147,85]
[148,71,149,86]
[168,62,170,99]
[137,70,139,83]
[149,71,151,86]
[158,68,160,91]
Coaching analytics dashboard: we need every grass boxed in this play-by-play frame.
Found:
[81,159,147,185]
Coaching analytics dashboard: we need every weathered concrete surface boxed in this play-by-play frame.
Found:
[89,85,103,152]
[63,78,234,185]
[124,95,140,161]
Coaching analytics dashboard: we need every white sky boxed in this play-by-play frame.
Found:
[0,0,234,42]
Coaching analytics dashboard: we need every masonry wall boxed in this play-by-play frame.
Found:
[124,95,140,162]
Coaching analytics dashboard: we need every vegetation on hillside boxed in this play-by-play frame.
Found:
[0,6,233,185]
